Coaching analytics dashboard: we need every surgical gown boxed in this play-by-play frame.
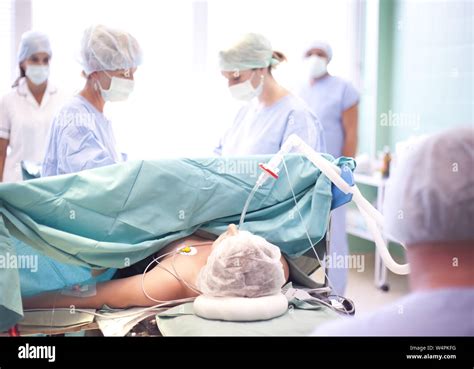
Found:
[299,75,359,158]
[42,95,122,176]
[214,94,325,156]
[19,95,122,296]
[300,75,359,296]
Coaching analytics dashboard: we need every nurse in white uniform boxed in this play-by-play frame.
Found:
[0,31,64,182]
[215,33,325,156]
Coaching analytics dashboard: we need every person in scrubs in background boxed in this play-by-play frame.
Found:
[299,41,360,296]
[215,33,325,156]
[313,127,474,336]
[0,31,64,182]
[42,24,142,176]
[17,25,142,300]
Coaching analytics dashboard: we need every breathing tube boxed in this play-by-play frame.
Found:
[256,134,409,275]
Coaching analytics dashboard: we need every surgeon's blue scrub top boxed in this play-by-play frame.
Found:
[42,95,122,176]
[299,75,359,157]
[19,95,121,296]
[215,94,325,156]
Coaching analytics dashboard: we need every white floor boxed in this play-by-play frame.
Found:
[313,253,410,315]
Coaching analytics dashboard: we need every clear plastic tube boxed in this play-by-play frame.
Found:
[239,183,259,229]
[257,133,410,275]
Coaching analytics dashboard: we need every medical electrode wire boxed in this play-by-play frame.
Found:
[170,253,203,294]
[43,271,193,322]
[39,302,177,320]
[280,156,334,289]
[281,156,351,315]
[36,242,212,324]
[49,287,61,332]
[141,242,212,304]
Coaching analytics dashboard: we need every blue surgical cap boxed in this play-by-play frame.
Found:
[219,33,280,72]
[304,40,333,62]
[79,24,143,75]
[17,31,52,63]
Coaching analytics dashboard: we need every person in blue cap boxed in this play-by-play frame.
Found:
[0,31,64,182]
[42,24,143,176]
[215,33,325,157]
[17,25,143,299]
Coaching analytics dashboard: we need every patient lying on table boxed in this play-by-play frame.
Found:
[23,224,289,309]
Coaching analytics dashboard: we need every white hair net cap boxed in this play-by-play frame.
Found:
[384,127,474,246]
[17,31,52,63]
[219,33,280,72]
[197,231,286,298]
[80,25,143,75]
[304,40,333,62]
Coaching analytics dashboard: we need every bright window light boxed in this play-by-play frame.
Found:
[31,0,358,159]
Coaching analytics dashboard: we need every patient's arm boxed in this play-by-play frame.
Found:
[22,232,290,310]
[22,258,198,310]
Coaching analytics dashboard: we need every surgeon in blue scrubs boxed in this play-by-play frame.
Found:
[299,41,359,296]
[42,24,142,176]
[215,33,325,156]
[17,25,143,297]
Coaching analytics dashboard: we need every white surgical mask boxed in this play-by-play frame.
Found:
[25,65,49,85]
[306,55,328,79]
[229,72,264,101]
[98,75,135,102]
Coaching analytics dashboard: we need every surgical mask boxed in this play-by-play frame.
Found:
[98,74,135,102]
[25,65,49,85]
[229,72,264,101]
[306,55,328,79]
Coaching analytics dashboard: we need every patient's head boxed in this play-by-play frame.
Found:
[197,224,286,298]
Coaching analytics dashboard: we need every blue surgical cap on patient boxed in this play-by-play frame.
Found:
[79,24,143,75]
[384,127,474,246]
[17,31,52,63]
